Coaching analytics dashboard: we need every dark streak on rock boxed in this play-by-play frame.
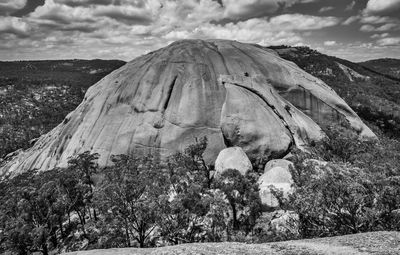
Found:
[163,75,178,112]
[221,127,232,148]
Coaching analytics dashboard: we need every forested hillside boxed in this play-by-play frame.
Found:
[0,60,125,160]
[359,58,400,79]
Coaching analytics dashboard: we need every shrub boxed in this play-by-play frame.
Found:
[274,126,400,238]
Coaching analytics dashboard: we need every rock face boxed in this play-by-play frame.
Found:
[259,159,294,208]
[0,39,375,176]
[215,147,252,176]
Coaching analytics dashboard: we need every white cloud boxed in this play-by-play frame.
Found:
[222,0,280,19]
[162,14,339,46]
[221,0,320,20]
[364,0,400,15]
[163,30,192,40]
[93,4,153,24]
[359,42,373,48]
[54,0,113,6]
[371,33,390,39]
[375,23,399,31]
[0,0,222,60]
[197,19,304,45]
[319,42,400,62]
[345,1,355,11]
[376,37,400,46]
[360,23,399,32]
[319,6,334,13]
[30,0,94,24]
[0,0,26,14]
[0,0,370,61]
[0,16,30,36]
[268,14,340,30]
[356,14,400,34]
[360,15,396,24]
[342,16,358,25]
[9,0,338,40]
[360,24,374,32]
[324,40,337,46]
[343,14,400,26]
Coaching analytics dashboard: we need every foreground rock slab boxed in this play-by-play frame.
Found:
[64,231,400,255]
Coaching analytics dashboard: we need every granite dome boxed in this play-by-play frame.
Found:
[0,39,375,176]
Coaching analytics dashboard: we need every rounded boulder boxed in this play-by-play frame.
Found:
[259,159,294,208]
[215,147,252,176]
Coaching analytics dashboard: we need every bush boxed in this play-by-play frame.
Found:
[274,126,400,238]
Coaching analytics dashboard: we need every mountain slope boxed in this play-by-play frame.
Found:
[359,58,400,80]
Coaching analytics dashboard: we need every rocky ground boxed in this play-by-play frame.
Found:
[65,231,400,255]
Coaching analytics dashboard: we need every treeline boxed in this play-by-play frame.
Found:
[2,127,400,254]
[0,138,262,254]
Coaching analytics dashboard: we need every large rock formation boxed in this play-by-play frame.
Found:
[0,39,375,177]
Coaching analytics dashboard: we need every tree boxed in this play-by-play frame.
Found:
[213,169,262,235]
[158,137,214,244]
[95,154,167,248]
[167,137,213,189]
[67,152,99,184]
[56,166,91,237]
[67,152,100,225]
[0,170,67,255]
[278,125,400,238]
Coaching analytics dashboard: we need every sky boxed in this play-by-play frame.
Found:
[0,0,399,62]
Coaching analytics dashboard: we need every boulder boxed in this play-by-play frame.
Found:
[264,159,293,173]
[215,147,252,176]
[0,39,375,177]
[259,159,293,208]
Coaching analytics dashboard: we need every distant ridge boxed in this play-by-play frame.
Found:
[359,58,400,80]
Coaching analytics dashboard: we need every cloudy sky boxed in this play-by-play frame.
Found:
[1,0,399,62]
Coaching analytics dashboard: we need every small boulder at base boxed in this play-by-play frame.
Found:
[215,147,252,176]
[264,159,293,173]
[259,159,294,208]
